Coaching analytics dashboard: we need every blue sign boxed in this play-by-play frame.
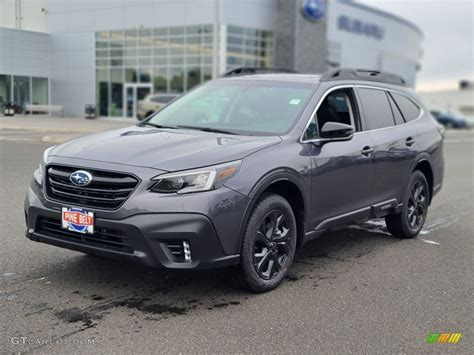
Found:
[301,0,326,22]
[338,15,385,40]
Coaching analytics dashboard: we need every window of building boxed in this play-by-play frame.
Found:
[32,77,48,105]
[358,88,395,130]
[110,68,123,117]
[0,75,12,106]
[95,24,220,117]
[96,68,109,116]
[303,88,358,141]
[13,76,30,110]
[170,67,184,92]
[1,75,49,110]
[153,68,167,93]
[226,25,273,72]
[390,92,421,122]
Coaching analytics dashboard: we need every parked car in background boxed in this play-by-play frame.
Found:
[137,93,179,120]
[430,110,471,129]
[3,102,17,116]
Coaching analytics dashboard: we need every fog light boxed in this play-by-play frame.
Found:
[183,241,191,262]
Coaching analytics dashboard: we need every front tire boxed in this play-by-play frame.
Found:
[237,194,297,293]
[386,170,430,238]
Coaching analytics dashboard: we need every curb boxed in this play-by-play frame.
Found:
[41,135,79,144]
[0,124,108,134]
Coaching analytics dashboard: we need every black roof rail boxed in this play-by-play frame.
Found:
[223,67,297,77]
[320,68,407,86]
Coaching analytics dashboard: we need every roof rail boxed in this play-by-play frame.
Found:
[223,67,297,77]
[320,68,407,86]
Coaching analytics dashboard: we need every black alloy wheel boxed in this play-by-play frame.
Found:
[406,180,428,229]
[386,170,430,238]
[238,194,297,292]
[253,210,292,280]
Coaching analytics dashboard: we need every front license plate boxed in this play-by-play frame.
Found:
[61,207,94,234]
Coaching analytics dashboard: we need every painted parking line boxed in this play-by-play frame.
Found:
[444,138,474,143]
[419,239,440,245]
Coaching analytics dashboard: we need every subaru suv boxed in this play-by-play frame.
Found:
[25,68,444,292]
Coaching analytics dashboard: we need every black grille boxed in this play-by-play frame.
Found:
[45,165,139,210]
[36,217,133,254]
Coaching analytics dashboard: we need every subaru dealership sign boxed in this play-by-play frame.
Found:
[337,15,385,40]
[301,0,326,22]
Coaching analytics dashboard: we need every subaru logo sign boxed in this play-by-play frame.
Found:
[301,0,326,22]
[70,170,93,186]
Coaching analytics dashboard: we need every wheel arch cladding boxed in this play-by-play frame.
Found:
[239,172,308,251]
[263,180,306,247]
[414,160,433,204]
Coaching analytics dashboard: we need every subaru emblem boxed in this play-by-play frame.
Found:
[69,170,93,186]
[301,0,326,22]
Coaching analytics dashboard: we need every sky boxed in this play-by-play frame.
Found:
[357,0,474,92]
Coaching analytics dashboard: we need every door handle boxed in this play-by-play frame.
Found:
[361,146,374,156]
[406,137,415,147]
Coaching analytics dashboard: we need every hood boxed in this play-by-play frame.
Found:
[51,126,281,171]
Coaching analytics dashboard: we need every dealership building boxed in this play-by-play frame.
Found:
[0,0,423,118]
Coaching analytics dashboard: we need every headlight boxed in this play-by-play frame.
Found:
[150,160,241,194]
[33,146,56,185]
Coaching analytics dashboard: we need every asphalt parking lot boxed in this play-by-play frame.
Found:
[0,128,472,353]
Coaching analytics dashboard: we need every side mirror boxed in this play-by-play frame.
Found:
[320,122,354,140]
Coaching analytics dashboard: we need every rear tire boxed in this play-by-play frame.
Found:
[385,170,430,238]
[237,194,297,293]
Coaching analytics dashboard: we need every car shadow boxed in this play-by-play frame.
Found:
[27,221,399,330]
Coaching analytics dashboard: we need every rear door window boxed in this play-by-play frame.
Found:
[358,88,395,130]
[390,93,421,122]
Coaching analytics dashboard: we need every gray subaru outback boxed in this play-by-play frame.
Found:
[25,68,444,292]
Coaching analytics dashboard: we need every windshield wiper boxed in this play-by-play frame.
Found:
[176,125,237,135]
[140,122,177,129]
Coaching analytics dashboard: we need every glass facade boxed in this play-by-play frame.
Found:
[0,74,49,111]
[0,75,12,107]
[32,77,49,105]
[95,24,273,118]
[226,25,273,72]
[95,25,214,117]
[13,76,30,109]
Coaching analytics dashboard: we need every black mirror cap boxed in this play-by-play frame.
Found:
[320,122,355,140]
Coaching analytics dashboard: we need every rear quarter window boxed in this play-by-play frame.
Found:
[358,88,395,130]
[390,93,421,122]
[387,94,405,125]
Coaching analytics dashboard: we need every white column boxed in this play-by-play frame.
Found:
[212,0,221,79]
[218,24,227,76]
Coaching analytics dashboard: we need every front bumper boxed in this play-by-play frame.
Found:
[25,178,244,269]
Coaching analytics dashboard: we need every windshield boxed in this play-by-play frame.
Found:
[147,80,315,135]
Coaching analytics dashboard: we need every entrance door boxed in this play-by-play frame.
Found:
[123,84,152,119]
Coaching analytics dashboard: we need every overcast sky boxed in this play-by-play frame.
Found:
[357,0,474,91]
